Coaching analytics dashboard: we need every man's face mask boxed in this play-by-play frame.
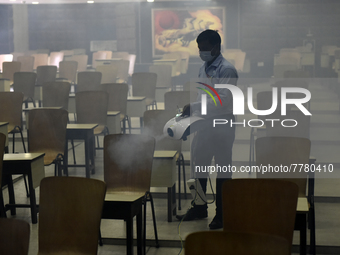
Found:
[199,45,216,62]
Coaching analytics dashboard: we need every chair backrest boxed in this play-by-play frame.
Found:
[72,48,86,55]
[143,110,181,152]
[177,51,190,74]
[222,179,299,249]
[0,133,5,185]
[0,92,24,129]
[149,65,172,88]
[164,91,196,111]
[13,72,37,100]
[92,51,107,68]
[59,61,78,83]
[162,52,182,75]
[42,82,71,110]
[28,108,68,156]
[265,110,310,139]
[36,65,57,86]
[77,71,102,92]
[49,52,64,68]
[185,231,290,255]
[71,55,88,72]
[128,54,136,76]
[11,52,25,61]
[223,50,246,72]
[111,59,130,83]
[37,49,50,54]
[2,61,21,82]
[256,136,311,197]
[31,53,49,70]
[96,65,118,84]
[76,91,108,126]
[0,218,30,255]
[0,54,13,71]
[111,51,129,60]
[104,134,155,193]
[38,176,106,254]
[284,69,310,78]
[17,56,35,72]
[61,50,74,57]
[101,83,128,115]
[131,72,157,99]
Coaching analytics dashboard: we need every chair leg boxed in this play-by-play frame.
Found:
[310,207,316,255]
[23,175,30,197]
[148,192,159,248]
[143,195,147,255]
[0,191,7,218]
[177,157,181,210]
[71,139,76,164]
[12,132,15,153]
[181,153,187,199]
[98,230,103,246]
[249,127,254,167]
[127,116,132,134]
[18,127,27,153]
[123,118,126,134]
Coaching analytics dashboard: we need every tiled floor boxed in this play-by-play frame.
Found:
[2,79,340,254]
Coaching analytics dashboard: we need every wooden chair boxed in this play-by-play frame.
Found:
[58,60,78,85]
[149,64,172,88]
[42,82,71,110]
[76,71,102,92]
[2,61,21,84]
[71,54,88,72]
[76,91,109,149]
[96,65,118,84]
[101,134,158,253]
[0,54,13,72]
[0,218,30,255]
[111,51,129,60]
[143,110,186,209]
[92,51,107,69]
[162,52,182,77]
[13,72,37,108]
[36,65,57,86]
[100,83,130,133]
[185,231,290,255]
[111,59,130,83]
[38,176,106,255]
[0,92,26,153]
[72,48,86,55]
[255,136,315,255]
[10,52,24,61]
[28,108,68,176]
[48,52,64,68]
[223,179,299,254]
[31,53,48,70]
[17,56,35,72]
[0,133,6,217]
[132,72,158,109]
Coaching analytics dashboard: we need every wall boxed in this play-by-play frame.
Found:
[0,4,13,54]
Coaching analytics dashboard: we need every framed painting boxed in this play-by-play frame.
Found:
[152,7,226,57]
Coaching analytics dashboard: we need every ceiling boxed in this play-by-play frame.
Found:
[0,0,204,4]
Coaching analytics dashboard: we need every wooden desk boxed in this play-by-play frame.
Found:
[153,59,178,77]
[0,122,8,152]
[95,58,122,65]
[151,150,177,222]
[64,124,97,178]
[2,153,45,224]
[102,192,144,255]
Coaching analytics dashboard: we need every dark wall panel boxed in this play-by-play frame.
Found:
[0,5,13,54]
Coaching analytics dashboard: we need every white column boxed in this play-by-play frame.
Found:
[12,4,29,53]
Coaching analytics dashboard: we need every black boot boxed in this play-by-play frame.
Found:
[176,203,208,221]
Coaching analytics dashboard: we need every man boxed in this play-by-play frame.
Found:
[176,29,238,230]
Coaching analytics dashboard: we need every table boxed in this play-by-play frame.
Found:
[64,124,97,178]
[102,192,144,255]
[151,150,177,222]
[95,58,122,65]
[107,111,121,134]
[2,153,45,224]
[153,59,178,77]
[0,122,8,152]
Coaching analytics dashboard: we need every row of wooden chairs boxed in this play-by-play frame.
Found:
[0,130,158,254]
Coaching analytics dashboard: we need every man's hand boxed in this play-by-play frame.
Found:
[181,104,191,116]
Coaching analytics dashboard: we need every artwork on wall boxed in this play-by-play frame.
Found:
[152,7,225,57]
